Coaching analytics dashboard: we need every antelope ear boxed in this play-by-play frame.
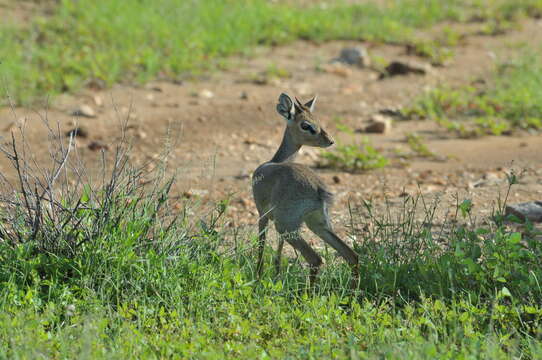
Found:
[276,93,295,122]
[304,95,317,112]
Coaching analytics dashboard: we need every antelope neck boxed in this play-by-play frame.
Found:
[270,127,301,163]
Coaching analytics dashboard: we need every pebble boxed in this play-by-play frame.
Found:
[88,141,108,151]
[333,46,371,67]
[183,189,209,198]
[65,127,88,138]
[382,60,431,77]
[363,114,392,134]
[71,105,96,118]
[199,89,214,99]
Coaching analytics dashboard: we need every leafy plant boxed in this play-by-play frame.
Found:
[405,132,438,158]
[320,138,389,172]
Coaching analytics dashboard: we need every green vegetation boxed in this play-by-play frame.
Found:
[2,0,542,104]
[408,50,542,137]
[406,27,462,66]
[405,132,438,158]
[1,131,541,357]
[320,138,389,172]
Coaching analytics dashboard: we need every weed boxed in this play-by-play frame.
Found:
[406,27,462,66]
[405,132,438,158]
[320,138,389,172]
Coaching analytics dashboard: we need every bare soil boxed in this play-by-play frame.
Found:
[1,18,541,246]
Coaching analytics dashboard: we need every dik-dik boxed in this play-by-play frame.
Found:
[252,93,359,287]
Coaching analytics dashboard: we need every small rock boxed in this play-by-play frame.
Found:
[341,84,363,95]
[268,78,282,86]
[433,177,447,186]
[382,60,431,77]
[183,189,209,198]
[332,175,341,184]
[65,127,88,138]
[199,89,214,99]
[88,141,108,151]
[293,82,311,96]
[505,201,542,223]
[93,95,103,107]
[234,171,250,180]
[333,47,371,67]
[363,114,392,134]
[244,138,257,145]
[322,63,352,78]
[71,105,96,118]
[422,185,440,193]
[237,198,250,207]
[240,91,249,100]
[379,107,407,119]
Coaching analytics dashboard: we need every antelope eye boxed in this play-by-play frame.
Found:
[300,122,316,134]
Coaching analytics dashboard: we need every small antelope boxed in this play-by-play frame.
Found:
[252,93,359,287]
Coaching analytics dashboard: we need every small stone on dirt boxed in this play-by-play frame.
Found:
[182,189,209,198]
[71,105,96,118]
[293,82,312,96]
[505,201,542,223]
[237,198,250,207]
[65,127,88,138]
[93,95,103,107]
[240,91,249,100]
[88,141,108,151]
[379,107,407,119]
[362,114,392,134]
[382,60,431,77]
[234,171,250,180]
[332,175,341,184]
[322,63,352,78]
[198,89,214,99]
[333,47,371,67]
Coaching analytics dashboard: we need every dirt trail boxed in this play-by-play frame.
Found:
[1,18,541,233]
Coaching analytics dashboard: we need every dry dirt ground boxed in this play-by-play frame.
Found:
[1,16,541,248]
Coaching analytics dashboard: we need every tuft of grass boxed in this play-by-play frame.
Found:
[320,138,389,172]
[406,50,542,137]
[406,26,462,66]
[405,132,438,158]
[2,0,542,104]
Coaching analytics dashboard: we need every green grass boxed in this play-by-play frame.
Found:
[1,129,541,358]
[407,49,542,137]
[320,138,390,172]
[405,132,438,158]
[2,0,542,104]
